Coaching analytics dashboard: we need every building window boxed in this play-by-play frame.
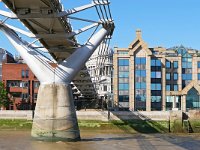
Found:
[21,70,25,78]
[135,57,146,111]
[151,96,162,111]
[151,83,161,90]
[34,81,40,88]
[119,95,129,102]
[166,85,170,91]
[198,61,200,68]
[136,82,146,89]
[21,93,29,100]
[166,73,171,80]
[173,61,178,68]
[173,73,178,80]
[119,66,129,71]
[119,72,129,78]
[151,58,162,111]
[10,92,21,98]
[118,59,129,66]
[182,74,186,80]
[119,90,129,95]
[198,73,200,80]
[119,78,129,83]
[25,70,29,78]
[174,84,178,91]
[118,51,128,55]
[136,57,146,65]
[151,59,161,66]
[182,52,192,88]
[34,93,38,99]
[136,70,146,77]
[20,81,29,88]
[166,60,171,68]
[103,85,107,91]
[182,74,192,80]
[118,59,129,110]
[151,72,161,78]
[166,96,173,110]
[7,80,21,87]
[186,88,200,110]
[119,83,129,90]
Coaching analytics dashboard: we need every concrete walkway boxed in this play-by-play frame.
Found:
[0,131,200,150]
[80,133,200,150]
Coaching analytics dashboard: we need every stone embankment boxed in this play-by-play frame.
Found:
[1,110,200,133]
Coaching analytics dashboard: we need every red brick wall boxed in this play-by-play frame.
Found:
[2,63,39,110]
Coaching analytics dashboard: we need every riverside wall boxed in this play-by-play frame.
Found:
[2,110,200,121]
[0,110,177,121]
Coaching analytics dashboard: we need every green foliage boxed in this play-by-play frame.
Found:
[0,119,32,130]
[189,120,200,133]
[171,120,184,133]
[0,82,12,108]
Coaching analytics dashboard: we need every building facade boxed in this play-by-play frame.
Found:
[2,60,40,110]
[0,49,15,81]
[86,42,113,99]
[113,30,200,112]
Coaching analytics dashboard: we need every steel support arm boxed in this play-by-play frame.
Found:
[5,22,98,39]
[55,27,110,83]
[0,10,17,18]
[4,23,35,37]
[58,3,96,17]
[0,24,55,83]
[35,23,99,39]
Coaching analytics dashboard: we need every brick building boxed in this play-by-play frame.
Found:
[2,57,40,110]
[2,54,57,110]
[0,48,15,81]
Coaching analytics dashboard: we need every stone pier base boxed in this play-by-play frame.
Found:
[31,84,80,141]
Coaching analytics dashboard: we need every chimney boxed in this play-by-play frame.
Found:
[136,29,142,39]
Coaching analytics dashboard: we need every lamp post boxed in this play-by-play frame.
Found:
[27,95,34,119]
[30,94,34,119]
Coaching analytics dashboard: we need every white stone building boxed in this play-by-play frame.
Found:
[86,42,113,99]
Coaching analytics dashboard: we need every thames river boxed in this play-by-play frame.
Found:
[0,130,200,150]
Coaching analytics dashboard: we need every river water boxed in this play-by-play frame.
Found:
[0,130,200,150]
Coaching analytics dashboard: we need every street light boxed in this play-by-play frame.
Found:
[29,94,34,119]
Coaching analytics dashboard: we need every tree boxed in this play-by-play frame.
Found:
[0,82,12,109]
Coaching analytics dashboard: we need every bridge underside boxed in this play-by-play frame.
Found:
[3,0,76,61]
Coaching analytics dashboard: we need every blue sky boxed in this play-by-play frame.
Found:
[110,0,200,49]
[0,0,200,55]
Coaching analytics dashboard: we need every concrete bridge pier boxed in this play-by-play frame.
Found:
[31,84,80,141]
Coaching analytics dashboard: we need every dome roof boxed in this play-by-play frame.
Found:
[90,42,113,58]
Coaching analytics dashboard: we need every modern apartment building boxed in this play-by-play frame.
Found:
[113,30,200,112]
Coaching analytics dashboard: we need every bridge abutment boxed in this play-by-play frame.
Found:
[31,83,80,141]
